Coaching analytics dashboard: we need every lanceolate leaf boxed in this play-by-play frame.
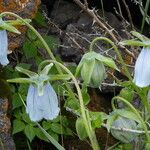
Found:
[7,78,34,84]
[130,31,149,41]
[119,40,147,47]
[48,74,71,81]
[96,54,119,71]
[5,19,31,26]
[40,63,53,75]
[0,21,21,34]
[16,66,38,77]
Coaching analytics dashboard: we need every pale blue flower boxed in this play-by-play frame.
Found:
[134,47,150,87]
[26,82,60,122]
[0,29,9,65]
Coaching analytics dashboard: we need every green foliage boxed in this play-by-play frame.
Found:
[76,117,88,140]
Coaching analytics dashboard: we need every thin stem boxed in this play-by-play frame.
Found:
[39,60,100,150]
[112,96,150,144]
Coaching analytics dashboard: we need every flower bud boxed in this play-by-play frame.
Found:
[111,117,138,143]
[81,59,106,87]
[76,51,118,87]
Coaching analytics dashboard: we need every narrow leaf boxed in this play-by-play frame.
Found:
[119,40,146,47]
[96,54,119,71]
[16,66,38,77]
[48,74,71,81]
[7,78,34,84]
[0,21,21,34]
[40,63,53,75]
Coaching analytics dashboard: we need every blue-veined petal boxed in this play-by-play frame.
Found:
[134,47,150,87]
[26,84,43,121]
[0,30,9,65]
[37,83,60,120]
[26,83,60,122]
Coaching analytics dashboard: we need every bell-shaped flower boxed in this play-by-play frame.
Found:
[0,17,28,66]
[26,82,60,122]
[7,64,69,122]
[0,27,9,66]
[76,51,118,87]
[133,47,150,87]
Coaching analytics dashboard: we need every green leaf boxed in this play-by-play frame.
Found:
[34,35,59,50]
[22,113,34,124]
[40,63,53,75]
[76,117,88,140]
[13,109,22,119]
[119,88,134,102]
[35,128,49,142]
[23,40,37,59]
[16,66,38,77]
[64,97,80,110]
[47,130,59,141]
[7,78,33,84]
[36,123,65,150]
[96,54,119,71]
[90,112,107,129]
[0,21,21,34]
[13,119,25,134]
[106,113,118,132]
[130,31,149,41]
[51,123,64,134]
[33,10,47,26]
[17,63,31,70]
[18,84,28,95]
[81,85,90,105]
[116,109,141,124]
[27,29,37,40]
[12,93,23,109]
[24,125,35,142]
[119,40,146,47]
[5,19,31,26]
[42,121,52,130]
[48,74,71,81]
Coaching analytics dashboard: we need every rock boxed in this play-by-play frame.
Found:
[0,98,15,150]
[0,0,41,52]
[50,0,80,28]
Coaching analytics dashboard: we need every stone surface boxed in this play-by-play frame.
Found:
[0,0,41,52]
[0,98,15,150]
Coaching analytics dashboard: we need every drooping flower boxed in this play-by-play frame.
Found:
[76,51,118,88]
[0,29,9,66]
[133,47,150,87]
[26,82,60,122]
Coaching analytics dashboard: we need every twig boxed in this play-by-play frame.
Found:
[73,0,135,59]
[121,0,134,30]
[102,123,150,134]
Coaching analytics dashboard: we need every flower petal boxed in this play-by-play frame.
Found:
[0,30,9,65]
[26,84,43,121]
[37,83,60,120]
[134,47,150,87]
